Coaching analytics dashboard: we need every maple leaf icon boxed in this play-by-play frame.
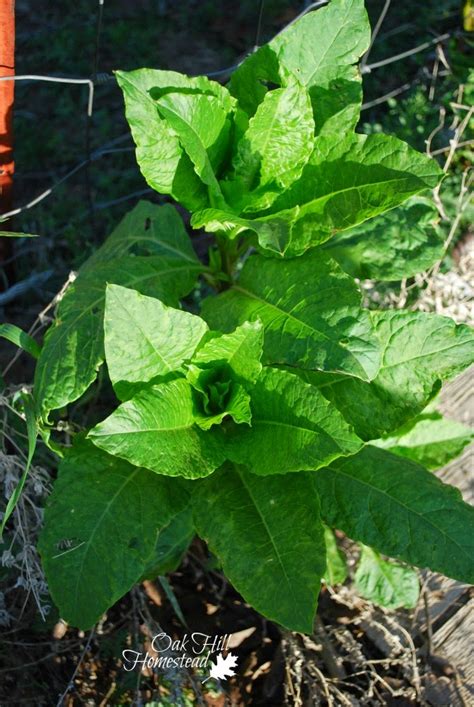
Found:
[203,652,238,683]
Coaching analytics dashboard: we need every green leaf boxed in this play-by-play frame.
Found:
[313,310,474,439]
[270,0,371,135]
[39,440,189,628]
[192,321,264,385]
[104,284,208,399]
[116,70,233,210]
[202,251,380,382]
[84,201,202,270]
[154,92,232,206]
[373,411,473,470]
[323,526,348,586]
[88,378,226,479]
[0,393,37,537]
[141,506,194,580]
[193,464,325,632]
[265,133,443,257]
[230,0,370,135]
[228,81,314,211]
[34,204,202,419]
[0,230,38,238]
[193,134,442,257]
[187,365,252,431]
[322,197,444,280]
[229,44,283,118]
[354,545,419,610]
[0,323,41,359]
[314,446,474,584]
[227,367,362,475]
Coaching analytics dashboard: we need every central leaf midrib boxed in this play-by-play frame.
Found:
[236,470,302,618]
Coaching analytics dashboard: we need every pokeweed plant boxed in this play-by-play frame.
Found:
[17,0,473,632]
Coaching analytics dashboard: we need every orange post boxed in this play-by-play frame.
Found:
[0,0,15,270]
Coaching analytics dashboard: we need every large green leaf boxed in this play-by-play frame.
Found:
[373,411,473,470]
[230,0,370,135]
[88,379,225,479]
[39,440,189,628]
[227,367,362,475]
[270,0,370,135]
[104,284,208,399]
[193,464,325,632]
[314,446,474,584]
[34,204,202,419]
[311,311,474,439]
[154,92,231,206]
[193,133,442,257]
[322,197,444,280]
[83,201,200,270]
[228,81,314,211]
[116,70,231,210]
[354,545,419,610]
[202,251,380,382]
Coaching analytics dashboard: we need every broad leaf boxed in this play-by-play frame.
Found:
[83,201,200,270]
[322,197,444,280]
[312,311,474,439]
[228,81,314,211]
[39,440,189,628]
[88,379,225,479]
[230,0,370,135]
[227,367,362,475]
[116,70,231,210]
[373,411,473,470]
[323,527,348,586]
[193,133,442,257]
[104,284,207,399]
[270,0,370,134]
[141,506,194,580]
[202,251,380,382]
[354,545,419,610]
[193,464,325,632]
[34,204,202,419]
[314,446,474,584]
[154,92,231,206]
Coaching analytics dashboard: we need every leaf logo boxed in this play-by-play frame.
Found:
[203,652,238,683]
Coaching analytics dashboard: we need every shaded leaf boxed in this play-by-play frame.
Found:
[39,440,189,628]
[141,506,194,580]
[314,446,474,584]
[34,204,202,419]
[193,464,325,632]
[322,197,444,280]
